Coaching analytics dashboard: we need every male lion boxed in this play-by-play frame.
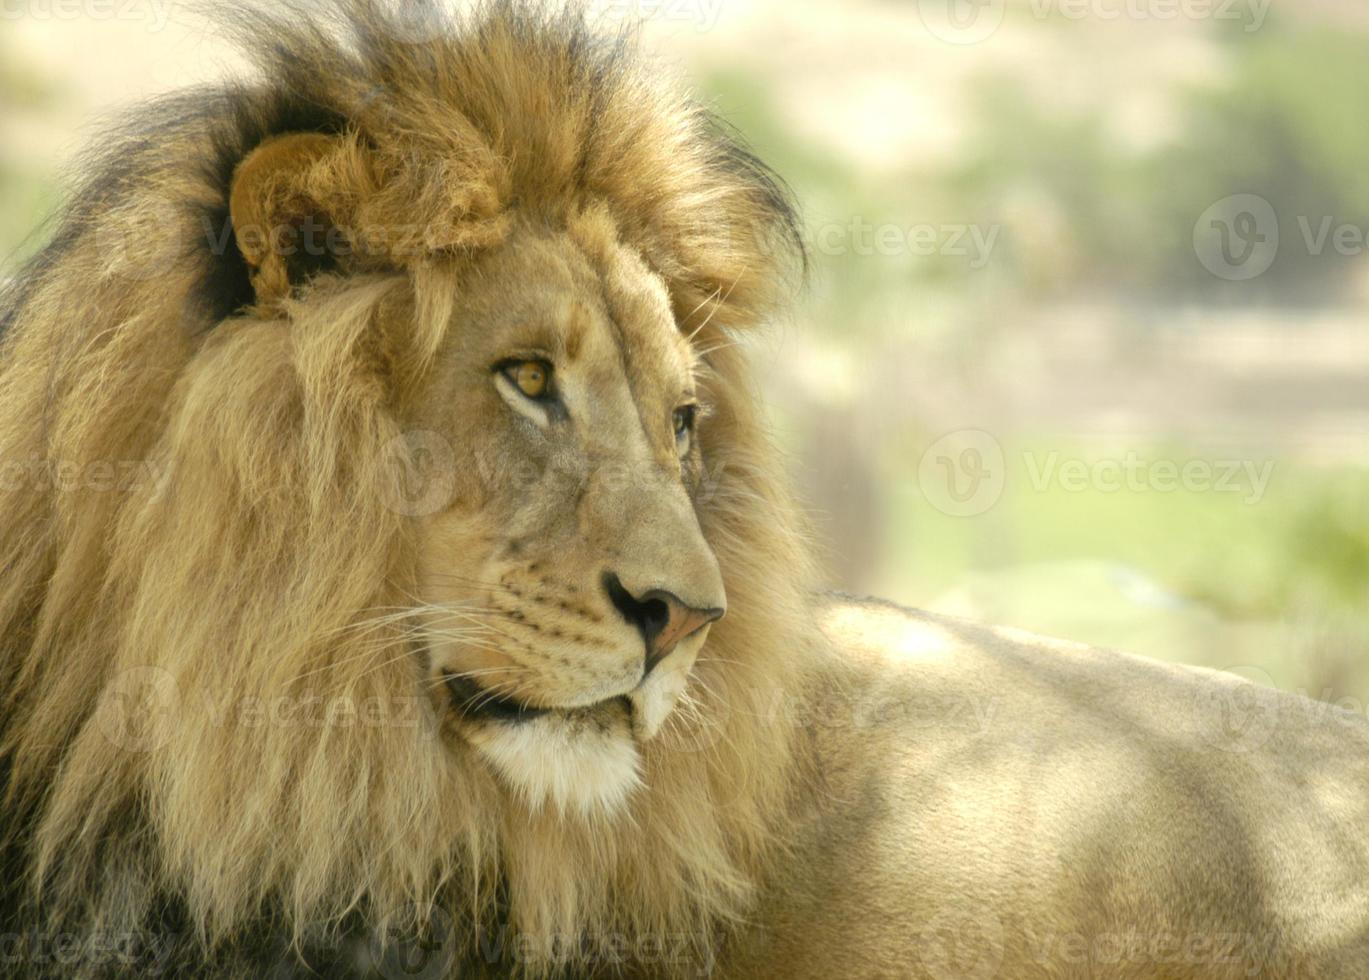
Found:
[1,2,1367,978]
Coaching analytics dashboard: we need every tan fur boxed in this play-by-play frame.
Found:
[0,2,809,975]
[4,3,1369,979]
[723,598,1369,978]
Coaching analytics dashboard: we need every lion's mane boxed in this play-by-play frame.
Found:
[0,2,812,975]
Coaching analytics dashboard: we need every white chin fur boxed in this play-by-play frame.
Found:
[468,706,642,818]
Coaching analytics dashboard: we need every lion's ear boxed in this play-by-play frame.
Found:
[229,132,361,306]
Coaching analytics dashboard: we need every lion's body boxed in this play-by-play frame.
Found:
[720,598,1369,978]
[0,3,1367,978]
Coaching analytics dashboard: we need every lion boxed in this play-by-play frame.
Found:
[1,2,1368,977]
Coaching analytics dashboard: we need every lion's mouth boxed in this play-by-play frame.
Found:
[444,674,630,724]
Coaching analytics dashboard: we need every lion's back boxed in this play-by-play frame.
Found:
[718,595,1369,978]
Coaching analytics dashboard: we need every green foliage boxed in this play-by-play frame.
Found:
[0,162,59,269]
[882,441,1369,700]
[1149,26,1369,302]
[952,23,1369,304]
[0,28,60,271]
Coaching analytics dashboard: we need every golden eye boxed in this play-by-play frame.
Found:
[504,360,550,399]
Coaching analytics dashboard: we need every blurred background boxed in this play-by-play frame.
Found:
[3,0,1368,706]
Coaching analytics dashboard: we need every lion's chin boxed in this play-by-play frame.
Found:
[447,642,703,817]
[464,699,643,818]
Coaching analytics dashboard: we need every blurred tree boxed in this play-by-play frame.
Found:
[0,25,61,271]
[1149,25,1369,304]
[951,21,1369,307]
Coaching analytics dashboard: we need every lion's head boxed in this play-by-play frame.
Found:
[0,1,812,974]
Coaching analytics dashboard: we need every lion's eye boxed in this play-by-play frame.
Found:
[501,360,552,400]
[673,404,698,444]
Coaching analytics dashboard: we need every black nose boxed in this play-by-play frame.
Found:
[602,572,724,675]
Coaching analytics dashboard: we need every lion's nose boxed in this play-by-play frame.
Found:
[602,573,724,675]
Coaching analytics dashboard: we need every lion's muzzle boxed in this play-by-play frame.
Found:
[602,572,724,675]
